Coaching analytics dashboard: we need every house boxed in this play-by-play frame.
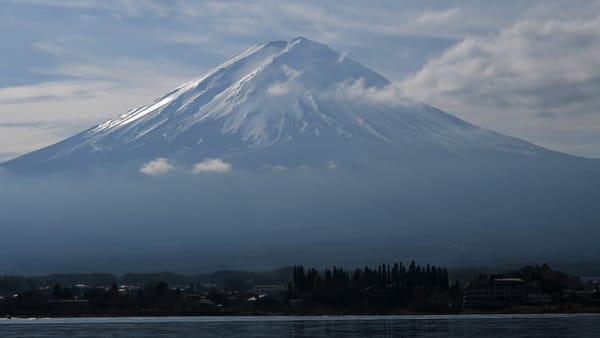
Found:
[526,292,553,305]
[253,284,287,297]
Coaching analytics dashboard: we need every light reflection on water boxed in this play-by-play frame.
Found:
[1,314,599,337]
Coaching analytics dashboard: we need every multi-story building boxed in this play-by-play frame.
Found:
[464,276,526,308]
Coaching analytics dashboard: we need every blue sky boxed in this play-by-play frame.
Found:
[1,0,600,160]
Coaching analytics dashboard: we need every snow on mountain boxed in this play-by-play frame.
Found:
[2,37,562,173]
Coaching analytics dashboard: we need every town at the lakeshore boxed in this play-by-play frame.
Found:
[1,262,599,318]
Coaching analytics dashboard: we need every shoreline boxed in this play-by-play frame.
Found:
[4,306,600,319]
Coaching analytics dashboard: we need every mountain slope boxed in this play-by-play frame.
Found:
[2,37,569,172]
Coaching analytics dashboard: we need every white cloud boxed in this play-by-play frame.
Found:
[267,65,302,96]
[0,124,67,162]
[140,158,174,176]
[266,82,291,96]
[192,158,232,174]
[327,160,338,169]
[0,54,193,158]
[400,15,600,157]
[163,34,212,45]
[417,8,460,26]
[281,64,301,79]
[5,0,100,9]
[262,164,287,171]
[332,78,413,107]
[0,80,115,105]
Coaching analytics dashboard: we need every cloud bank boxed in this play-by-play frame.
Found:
[400,15,600,157]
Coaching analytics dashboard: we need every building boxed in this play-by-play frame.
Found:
[464,275,526,308]
[526,292,553,305]
[253,284,287,297]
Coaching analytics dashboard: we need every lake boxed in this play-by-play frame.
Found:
[1,314,599,337]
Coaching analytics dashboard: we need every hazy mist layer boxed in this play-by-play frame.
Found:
[1,159,599,274]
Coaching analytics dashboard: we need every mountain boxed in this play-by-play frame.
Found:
[0,37,570,173]
[2,38,600,273]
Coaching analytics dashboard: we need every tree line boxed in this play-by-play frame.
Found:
[290,261,456,311]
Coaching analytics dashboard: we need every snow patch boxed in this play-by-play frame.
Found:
[96,96,175,132]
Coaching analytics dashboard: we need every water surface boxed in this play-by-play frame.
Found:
[1,314,599,337]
